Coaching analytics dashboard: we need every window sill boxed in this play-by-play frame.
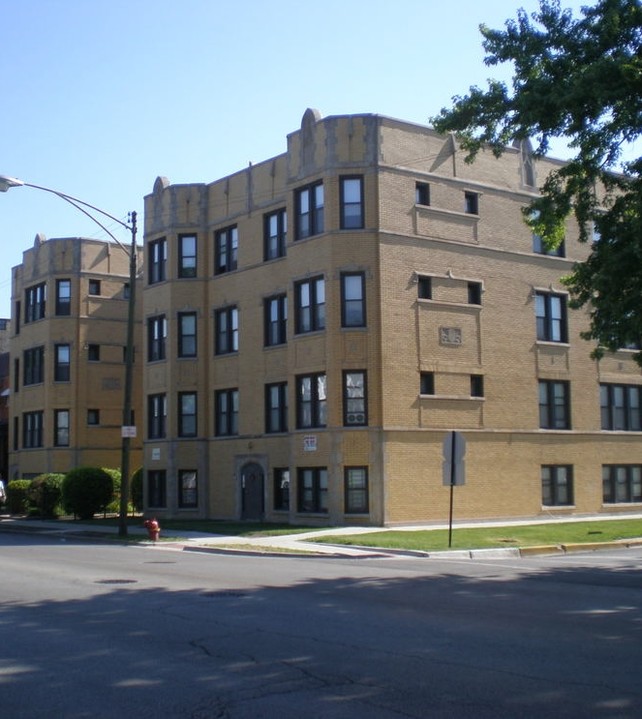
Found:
[420,394,485,402]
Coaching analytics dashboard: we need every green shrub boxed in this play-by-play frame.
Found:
[130,467,143,513]
[62,467,114,520]
[102,467,121,513]
[28,473,65,518]
[6,480,32,515]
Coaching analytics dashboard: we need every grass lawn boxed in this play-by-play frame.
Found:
[310,519,642,552]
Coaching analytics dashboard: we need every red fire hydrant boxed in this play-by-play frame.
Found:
[143,518,160,542]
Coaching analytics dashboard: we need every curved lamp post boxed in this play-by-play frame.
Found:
[0,174,138,538]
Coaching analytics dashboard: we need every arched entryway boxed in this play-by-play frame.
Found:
[241,462,264,520]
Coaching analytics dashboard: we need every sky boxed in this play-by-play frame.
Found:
[0,0,598,318]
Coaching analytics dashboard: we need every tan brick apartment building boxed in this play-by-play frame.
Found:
[140,109,642,527]
[8,235,143,479]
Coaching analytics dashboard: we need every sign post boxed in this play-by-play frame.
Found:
[442,431,466,548]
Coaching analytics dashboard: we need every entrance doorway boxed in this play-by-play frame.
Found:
[241,462,264,520]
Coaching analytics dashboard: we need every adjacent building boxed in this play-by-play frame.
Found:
[7,234,143,479]
[140,109,642,526]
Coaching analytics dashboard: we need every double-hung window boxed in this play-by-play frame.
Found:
[178,470,198,508]
[54,344,70,382]
[148,470,167,508]
[178,312,197,358]
[178,234,197,278]
[23,411,44,448]
[539,380,570,429]
[296,373,327,429]
[149,238,167,284]
[535,291,568,342]
[343,371,367,426]
[178,392,197,437]
[54,409,70,447]
[340,176,364,229]
[264,295,287,347]
[541,465,573,506]
[215,225,238,274]
[265,382,288,433]
[24,346,44,385]
[215,306,239,355]
[296,182,324,240]
[148,393,167,439]
[345,467,369,514]
[600,384,642,431]
[341,272,366,327]
[295,276,325,334]
[55,279,71,316]
[298,468,328,513]
[264,208,287,260]
[603,465,642,503]
[215,388,239,436]
[25,283,46,323]
[147,315,167,362]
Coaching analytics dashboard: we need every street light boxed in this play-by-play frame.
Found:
[0,174,138,538]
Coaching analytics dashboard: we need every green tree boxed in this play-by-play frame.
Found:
[431,0,642,361]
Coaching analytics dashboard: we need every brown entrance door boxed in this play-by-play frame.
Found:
[241,463,264,520]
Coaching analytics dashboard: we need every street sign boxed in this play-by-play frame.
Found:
[121,426,137,438]
[442,430,466,486]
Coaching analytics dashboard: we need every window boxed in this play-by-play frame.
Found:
[215,306,239,354]
[178,312,197,358]
[340,176,364,229]
[535,292,568,342]
[54,409,70,447]
[149,238,167,284]
[87,409,100,426]
[603,465,642,504]
[178,234,197,278]
[264,208,287,260]
[295,276,325,334]
[88,279,101,296]
[415,182,430,206]
[341,272,366,328]
[417,276,433,301]
[87,344,100,362]
[13,358,19,393]
[539,380,570,429]
[464,191,479,214]
[298,468,328,513]
[345,467,369,514]
[55,279,71,315]
[468,282,482,305]
[54,344,70,382]
[148,393,167,439]
[178,392,197,437]
[470,374,484,397]
[296,373,327,429]
[25,283,46,323]
[215,388,239,436]
[23,411,44,448]
[215,225,238,274]
[541,465,573,506]
[264,295,287,347]
[533,233,565,257]
[600,384,642,431]
[420,371,435,395]
[147,315,167,362]
[13,416,18,451]
[273,469,290,511]
[265,382,288,433]
[178,470,198,508]
[15,300,21,334]
[148,470,167,508]
[343,371,367,426]
[296,181,324,240]
[24,346,44,386]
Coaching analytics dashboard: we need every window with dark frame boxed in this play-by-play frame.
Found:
[54,344,70,382]
[415,182,430,206]
[24,346,44,386]
[214,225,238,275]
[297,467,328,513]
[13,358,19,393]
[464,191,479,214]
[340,176,364,230]
[87,409,100,426]
[341,272,366,328]
[25,283,46,323]
[148,470,167,508]
[420,371,435,395]
[147,315,167,361]
[273,468,290,511]
[535,291,568,343]
[541,465,573,506]
[345,467,369,514]
[178,234,197,278]
[294,276,325,334]
[54,409,70,447]
[149,238,167,284]
[467,282,482,305]
[178,312,197,358]
[600,383,642,431]
[295,181,324,240]
[296,373,327,429]
[178,470,198,508]
[539,380,571,429]
[602,465,642,503]
[264,208,287,260]
[265,382,288,434]
[215,388,239,437]
[88,279,101,296]
[55,279,71,316]
[417,276,432,300]
[23,410,44,448]
[264,294,287,347]
[178,392,197,437]
[215,306,239,355]
[470,374,484,398]
[148,393,167,439]
[87,344,100,362]
[343,371,367,426]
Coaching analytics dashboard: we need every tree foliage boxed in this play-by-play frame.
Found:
[431,0,642,360]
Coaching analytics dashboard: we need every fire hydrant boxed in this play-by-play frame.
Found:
[143,518,160,542]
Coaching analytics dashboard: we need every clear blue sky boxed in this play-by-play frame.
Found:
[0,0,593,318]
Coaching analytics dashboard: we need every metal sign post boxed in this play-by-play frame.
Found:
[443,431,466,548]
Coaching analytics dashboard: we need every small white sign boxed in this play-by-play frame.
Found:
[304,435,317,452]
[151,448,160,461]
[121,425,137,438]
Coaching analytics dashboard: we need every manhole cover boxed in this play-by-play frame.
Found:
[95,579,138,585]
